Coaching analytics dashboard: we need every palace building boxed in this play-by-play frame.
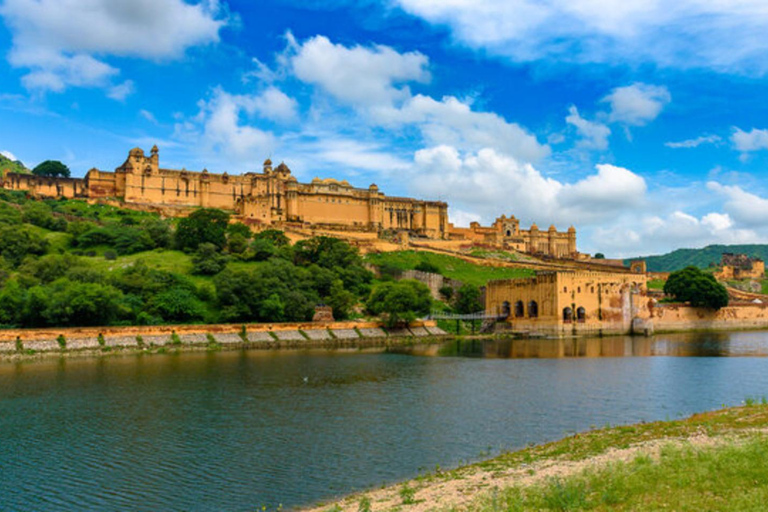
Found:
[3,146,578,256]
[4,146,448,239]
[448,214,577,258]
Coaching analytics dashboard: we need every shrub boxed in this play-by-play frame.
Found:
[366,280,432,327]
[415,260,440,274]
[15,337,22,352]
[439,285,454,301]
[104,250,117,261]
[97,333,105,347]
[170,331,182,345]
[56,334,66,349]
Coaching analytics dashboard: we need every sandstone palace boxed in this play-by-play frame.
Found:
[2,146,578,258]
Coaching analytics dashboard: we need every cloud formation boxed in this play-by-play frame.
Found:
[1,0,227,93]
[565,105,610,150]
[603,83,670,126]
[731,128,768,153]
[392,0,768,74]
[665,135,721,149]
[410,146,646,226]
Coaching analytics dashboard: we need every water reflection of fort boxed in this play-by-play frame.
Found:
[425,331,768,359]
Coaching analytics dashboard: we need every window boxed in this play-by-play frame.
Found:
[528,301,538,318]
[514,301,524,318]
[563,307,573,323]
[577,307,586,323]
[502,301,511,317]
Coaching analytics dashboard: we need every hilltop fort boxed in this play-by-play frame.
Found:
[2,146,578,258]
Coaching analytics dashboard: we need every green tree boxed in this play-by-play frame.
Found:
[664,266,729,309]
[366,280,432,327]
[227,233,248,255]
[32,160,70,178]
[454,284,483,314]
[0,225,48,266]
[594,252,606,259]
[191,243,227,275]
[175,208,230,251]
[326,279,357,320]
[226,222,253,240]
[254,229,290,247]
[148,287,206,323]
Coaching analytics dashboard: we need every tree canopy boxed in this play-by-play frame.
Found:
[32,160,70,178]
[366,280,432,327]
[663,266,729,310]
[175,208,230,251]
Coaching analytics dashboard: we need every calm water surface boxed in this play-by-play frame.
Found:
[4,331,768,511]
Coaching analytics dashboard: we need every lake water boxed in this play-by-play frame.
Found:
[4,331,768,511]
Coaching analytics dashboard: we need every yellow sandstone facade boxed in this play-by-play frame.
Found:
[4,146,449,239]
[486,271,648,335]
[448,214,577,258]
[3,146,579,255]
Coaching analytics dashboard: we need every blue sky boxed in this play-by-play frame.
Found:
[3,0,768,257]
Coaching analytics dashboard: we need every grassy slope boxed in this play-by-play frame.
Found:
[625,244,768,272]
[317,403,768,512]
[365,250,535,287]
[0,154,29,176]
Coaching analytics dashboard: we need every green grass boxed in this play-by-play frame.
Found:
[365,250,534,287]
[647,278,665,290]
[456,438,768,511]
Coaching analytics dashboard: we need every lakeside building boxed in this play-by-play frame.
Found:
[486,270,649,336]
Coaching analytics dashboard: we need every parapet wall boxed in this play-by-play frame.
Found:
[0,320,447,355]
[649,303,768,332]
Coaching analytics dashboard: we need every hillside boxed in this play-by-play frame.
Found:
[0,153,29,176]
[626,244,768,272]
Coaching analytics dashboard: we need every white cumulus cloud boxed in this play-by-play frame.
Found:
[392,0,768,74]
[731,128,768,153]
[707,181,768,227]
[0,0,227,93]
[410,146,646,226]
[290,34,429,108]
[603,83,670,126]
[175,87,277,168]
[565,105,611,150]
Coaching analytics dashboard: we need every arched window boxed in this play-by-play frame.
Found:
[514,300,524,318]
[501,301,511,317]
[506,229,512,237]
[563,307,573,323]
[577,307,586,322]
[528,301,538,318]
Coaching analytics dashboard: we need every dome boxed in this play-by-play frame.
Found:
[263,158,272,166]
[568,225,576,233]
[530,223,539,231]
[548,224,557,232]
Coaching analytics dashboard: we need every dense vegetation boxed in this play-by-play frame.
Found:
[0,191,385,327]
[664,266,729,309]
[0,192,476,328]
[0,153,29,176]
[625,244,768,272]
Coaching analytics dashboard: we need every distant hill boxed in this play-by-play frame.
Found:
[625,245,768,272]
[0,153,29,176]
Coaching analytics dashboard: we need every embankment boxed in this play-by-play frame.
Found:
[308,403,768,511]
[651,302,768,333]
[0,320,449,360]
